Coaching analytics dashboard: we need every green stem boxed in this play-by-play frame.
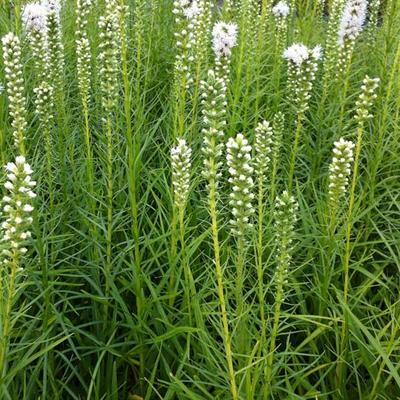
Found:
[288,113,303,193]
[337,124,363,389]
[209,186,238,400]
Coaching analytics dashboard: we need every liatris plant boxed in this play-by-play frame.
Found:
[201,69,227,188]
[22,3,49,81]
[2,33,28,155]
[367,0,380,39]
[33,82,55,207]
[338,75,379,385]
[253,120,273,347]
[45,1,64,97]
[323,0,345,85]
[98,0,120,310]
[200,68,238,400]
[75,0,92,109]
[226,133,255,330]
[328,137,355,228]
[265,190,298,400]
[212,21,238,83]
[170,138,192,321]
[272,1,290,54]
[0,156,36,380]
[336,0,367,79]
[171,138,192,217]
[283,43,322,190]
[172,0,198,138]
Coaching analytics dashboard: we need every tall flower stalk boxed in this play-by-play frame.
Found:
[253,120,273,348]
[170,139,192,317]
[172,0,197,138]
[283,43,322,191]
[75,0,94,207]
[200,69,238,400]
[264,190,298,400]
[337,75,379,386]
[98,0,120,310]
[226,133,255,324]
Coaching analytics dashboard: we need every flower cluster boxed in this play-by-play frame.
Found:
[284,43,322,113]
[272,1,290,17]
[98,1,120,115]
[328,138,355,209]
[254,120,273,182]
[337,0,367,45]
[200,69,227,189]
[273,191,298,290]
[191,0,212,67]
[172,0,197,86]
[75,0,92,105]
[336,0,367,77]
[2,33,27,152]
[323,0,345,80]
[22,3,49,34]
[273,2,290,60]
[227,134,255,236]
[212,21,238,83]
[354,76,379,125]
[1,156,36,266]
[46,1,64,90]
[171,138,192,211]
[212,21,238,59]
[34,82,54,128]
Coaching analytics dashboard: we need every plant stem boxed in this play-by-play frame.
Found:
[209,187,238,400]
[288,113,303,192]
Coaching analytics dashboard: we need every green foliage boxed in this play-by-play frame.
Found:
[0,0,400,399]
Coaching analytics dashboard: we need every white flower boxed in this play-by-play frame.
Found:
[312,44,323,60]
[22,3,49,33]
[41,0,62,16]
[183,0,200,18]
[338,0,368,45]
[171,138,192,210]
[212,21,238,58]
[283,43,310,65]
[272,1,290,17]
[328,138,355,206]
[0,83,4,94]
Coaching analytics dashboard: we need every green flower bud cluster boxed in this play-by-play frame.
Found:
[75,0,92,104]
[98,0,120,116]
[273,190,298,292]
[200,69,228,189]
[354,76,379,126]
[2,33,28,152]
[171,138,192,211]
[227,134,255,236]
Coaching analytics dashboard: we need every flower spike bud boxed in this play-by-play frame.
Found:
[2,33,28,153]
[354,75,379,125]
[328,138,355,210]
[1,156,36,266]
[171,138,192,211]
[227,134,255,237]
[254,120,273,182]
[273,190,298,292]
[283,43,322,114]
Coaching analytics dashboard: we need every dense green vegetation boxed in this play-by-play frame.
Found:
[0,0,399,398]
